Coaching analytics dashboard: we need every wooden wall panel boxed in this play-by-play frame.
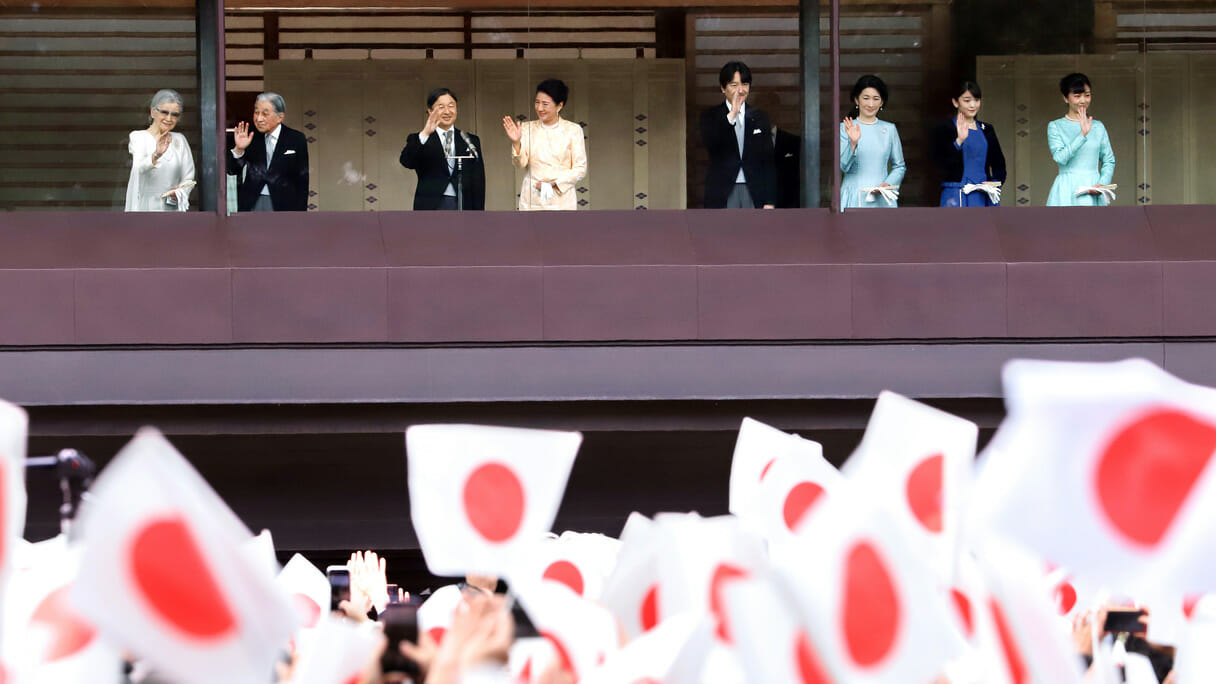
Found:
[264,58,685,212]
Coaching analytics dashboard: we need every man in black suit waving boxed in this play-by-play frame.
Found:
[228,92,309,212]
[399,88,486,211]
[699,62,776,209]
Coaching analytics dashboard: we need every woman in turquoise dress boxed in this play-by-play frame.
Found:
[840,74,905,210]
[1046,73,1116,206]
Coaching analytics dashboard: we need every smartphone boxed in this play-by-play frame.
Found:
[387,583,401,605]
[1103,608,1147,634]
[379,602,421,675]
[326,565,350,612]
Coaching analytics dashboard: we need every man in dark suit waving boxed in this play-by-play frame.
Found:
[399,88,486,211]
[699,62,776,209]
[228,92,310,212]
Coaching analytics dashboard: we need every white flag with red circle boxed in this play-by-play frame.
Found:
[276,553,329,643]
[774,485,964,684]
[0,400,28,648]
[598,513,664,640]
[406,424,582,576]
[842,391,977,581]
[974,358,1216,595]
[581,612,711,684]
[723,572,836,684]
[974,541,1087,684]
[509,531,621,602]
[729,417,822,517]
[291,616,383,684]
[514,581,620,683]
[2,535,120,684]
[70,428,300,684]
[742,448,843,546]
[417,584,463,647]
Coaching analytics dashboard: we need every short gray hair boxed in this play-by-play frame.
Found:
[150,89,183,111]
[256,92,286,116]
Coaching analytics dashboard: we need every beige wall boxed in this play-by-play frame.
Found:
[264,59,686,211]
[979,53,1216,207]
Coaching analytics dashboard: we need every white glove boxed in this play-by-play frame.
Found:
[963,183,1001,204]
[1076,184,1117,202]
[538,181,555,204]
[861,185,900,203]
[172,187,190,212]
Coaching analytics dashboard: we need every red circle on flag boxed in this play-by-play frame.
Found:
[542,631,577,680]
[29,585,97,662]
[950,588,974,638]
[1184,594,1203,620]
[1095,409,1216,547]
[783,482,825,532]
[462,462,526,543]
[542,560,585,596]
[1054,582,1077,615]
[990,598,1029,684]
[640,584,660,632]
[794,630,832,684]
[906,453,944,533]
[841,541,900,668]
[341,675,360,684]
[292,592,322,628]
[428,626,447,645]
[709,563,749,643]
[130,516,238,640]
[628,679,661,684]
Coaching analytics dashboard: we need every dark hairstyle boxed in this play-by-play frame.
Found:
[535,79,569,107]
[426,87,457,109]
[953,80,982,100]
[718,61,752,89]
[851,74,889,104]
[1059,73,1091,96]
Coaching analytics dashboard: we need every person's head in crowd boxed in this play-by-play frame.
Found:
[718,60,752,105]
[952,80,982,121]
[464,573,499,595]
[147,89,183,134]
[1059,72,1093,116]
[534,79,568,125]
[253,92,287,134]
[851,74,888,122]
[427,87,459,131]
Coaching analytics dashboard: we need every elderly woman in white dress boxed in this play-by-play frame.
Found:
[125,89,195,212]
[501,79,587,211]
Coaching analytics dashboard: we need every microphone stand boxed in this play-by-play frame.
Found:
[447,153,477,211]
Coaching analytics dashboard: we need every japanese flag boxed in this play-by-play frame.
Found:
[1145,592,1216,647]
[1175,610,1216,683]
[651,513,766,647]
[509,531,621,602]
[973,358,1216,595]
[276,553,329,646]
[729,417,822,517]
[514,581,620,683]
[417,584,463,646]
[2,535,121,684]
[291,616,383,684]
[70,428,300,684]
[974,540,1086,684]
[774,484,963,684]
[582,612,711,684]
[0,400,28,646]
[842,391,977,581]
[598,513,664,639]
[742,448,843,547]
[723,573,834,684]
[406,424,581,576]
[245,528,279,582]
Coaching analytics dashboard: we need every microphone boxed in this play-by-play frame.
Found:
[460,130,479,159]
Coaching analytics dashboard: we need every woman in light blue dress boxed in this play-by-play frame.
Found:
[840,74,905,210]
[1046,73,1115,206]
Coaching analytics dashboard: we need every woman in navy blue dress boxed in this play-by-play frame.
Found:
[930,81,1006,207]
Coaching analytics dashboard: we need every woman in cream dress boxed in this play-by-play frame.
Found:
[501,79,587,211]
[125,89,195,212]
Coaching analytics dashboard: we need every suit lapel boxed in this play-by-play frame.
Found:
[268,126,288,169]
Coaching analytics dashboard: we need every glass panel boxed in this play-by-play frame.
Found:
[222,1,825,212]
[0,3,202,211]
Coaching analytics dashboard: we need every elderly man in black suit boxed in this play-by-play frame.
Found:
[399,87,486,211]
[699,61,777,209]
[228,92,310,212]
